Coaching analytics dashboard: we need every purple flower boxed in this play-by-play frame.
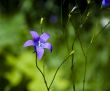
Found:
[24,31,52,60]
[102,0,110,7]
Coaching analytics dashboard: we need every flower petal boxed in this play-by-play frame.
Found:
[43,43,52,52]
[24,40,34,47]
[36,47,44,60]
[102,0,106,6]
[30,31,39,40]
[102,0,110,7]
[40,33,50,42]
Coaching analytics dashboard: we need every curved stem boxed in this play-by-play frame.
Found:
[35,53,49,91]
[49,50,75,89]
[90,21,110,46]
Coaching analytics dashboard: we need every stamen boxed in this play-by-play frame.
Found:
[38,41,41,47]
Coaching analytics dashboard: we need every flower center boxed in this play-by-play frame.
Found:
[38,41,41,47]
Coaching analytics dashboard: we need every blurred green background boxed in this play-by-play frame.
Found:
[0,0,110,91]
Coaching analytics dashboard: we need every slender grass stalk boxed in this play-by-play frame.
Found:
[49,50,75,89]
[70,18,87,91]
[91,21,110,45]
[69,3,110,90]
[82,21,110,91]
[86,21,110,56]
[74,20,110,91]
[71,38,76,91]
[71,51,75,91]
[77,31,87,91]
[35,50,74,91]
[35,52,49,91]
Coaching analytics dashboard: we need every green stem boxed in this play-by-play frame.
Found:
[71,54,75,91]
[71,40,76,91]
[70,19,87,91]
[49,50,75,89]
[91,21,110,45]
[77,34,87,91]
[35,53,49,91]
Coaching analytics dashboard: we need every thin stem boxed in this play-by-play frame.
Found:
[81,21,110,91]
[73,29,87,91]
[76,29,87,91]
[70,19,87,91]
[91,21,110,45]
[35,53,49,91]
[77,34,87,91]
[77,13,110,91]
[71,54,75,91]
[86,21,110,55]
[69,6,110,91]
[71,39,76,91]
[49,50,75,89]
